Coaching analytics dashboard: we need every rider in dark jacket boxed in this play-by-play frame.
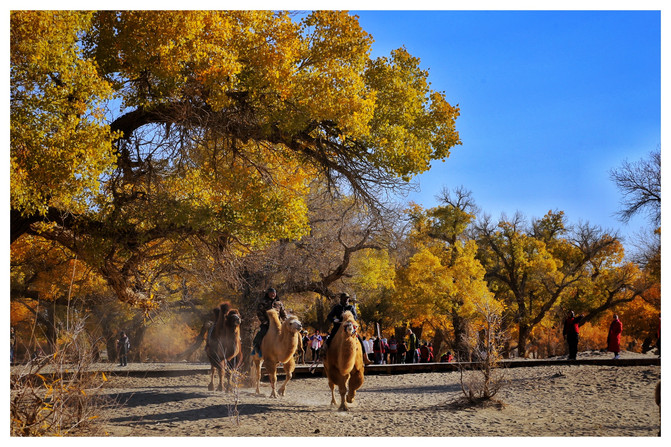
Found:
[324,293,371,365]
[252,287,287,356]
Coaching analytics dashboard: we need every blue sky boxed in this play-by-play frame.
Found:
[352,10,660,248]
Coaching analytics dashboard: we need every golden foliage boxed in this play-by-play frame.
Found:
[11,11,117,217]
[11,11,462,312]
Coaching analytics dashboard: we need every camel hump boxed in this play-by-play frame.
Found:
[219,302,232,315]
[342,310,355,322]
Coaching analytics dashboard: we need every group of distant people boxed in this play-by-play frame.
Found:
[10,287,659,367]
[293,293,661,366]
[359,330,440,364]
[118,305,660,367]
[299,327,444,365]
[563,310,660,360]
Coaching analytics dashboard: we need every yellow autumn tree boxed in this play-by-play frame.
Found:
[395,238,492,348]
[474,211,649,357]
[11,11,461,308]
[393,189,490,353]
[10,234,110,354]
[11,11,117,221]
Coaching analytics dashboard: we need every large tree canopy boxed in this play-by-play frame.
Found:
[10,11,461,307]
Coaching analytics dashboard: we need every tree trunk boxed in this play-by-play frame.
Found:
[239,271,259,377]
[451,309,470,360]
[35,302,58,355]
[106,336,118,363]
[518,324,531,358]
[431,328,447,358]
[315,296,328,333]
[129,323,147,362]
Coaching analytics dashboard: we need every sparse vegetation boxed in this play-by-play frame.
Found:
[10,319,114,436]
[457,292,507,405]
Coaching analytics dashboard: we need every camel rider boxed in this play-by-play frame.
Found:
[324,293,371,365]
[252,287,287,356]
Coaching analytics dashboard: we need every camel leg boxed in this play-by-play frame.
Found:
[252,358,262,395]
[337,374,350,411]
[328,380,337,406]
[338,384,349,411]
[347,368,364,404]
[266,362,278,398]
[278,358,295,396]
[224,358,234,392]
[216,363,224,391]
[208,367,215,391]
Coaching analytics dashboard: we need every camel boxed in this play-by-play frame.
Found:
[323,310,365,411]
[251,309,303,398]
[205,302,242,392]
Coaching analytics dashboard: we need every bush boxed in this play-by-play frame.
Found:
[10,320,113,436]
[458,292,507,403]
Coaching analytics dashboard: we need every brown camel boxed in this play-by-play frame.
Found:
[323,310,364,411]
[251,309,302,398]
[205,302,242,392]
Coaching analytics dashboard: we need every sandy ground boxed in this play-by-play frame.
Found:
[88,351,661,437]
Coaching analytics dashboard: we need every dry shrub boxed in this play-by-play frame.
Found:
[225,363,245,425]
[457,292,507,404]
[10,320,114,436]
[458,343,507,404]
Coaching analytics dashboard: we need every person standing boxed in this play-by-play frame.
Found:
[405,328,419,363]
[116,331,130,366]
[309,330,323,361]
[388,336,398,364]
[363,336,374,362]
[563,310,584,360]
[300,330,309,363]
[373,337,383,364]
[381,338,390,364]
[397,338,407,363]
[419,341,434,362]
[607,314,623,359]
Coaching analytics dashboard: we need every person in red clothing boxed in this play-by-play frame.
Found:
[419,342,434,362]
[607,314,623,359]
[440,351,454,362]
[372,337,383,364]
[563,310,584,360]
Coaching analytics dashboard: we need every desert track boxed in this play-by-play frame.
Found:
[27,350,657,437]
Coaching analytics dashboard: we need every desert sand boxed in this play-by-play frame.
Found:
[91,350,661,437]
